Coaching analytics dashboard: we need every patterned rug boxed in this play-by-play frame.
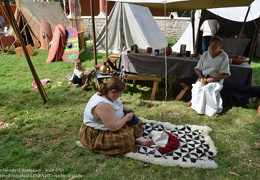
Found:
[125,117,218,169]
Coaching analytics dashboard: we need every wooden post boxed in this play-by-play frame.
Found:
[105,0,108,59]
[248,15,260,63]
[90,0,97,65]
[232,6,250,56]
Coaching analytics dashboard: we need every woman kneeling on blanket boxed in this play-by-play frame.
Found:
[79,78,153,156]
[185,36,231,116]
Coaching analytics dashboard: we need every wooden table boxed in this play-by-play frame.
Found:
[119,51,253,86]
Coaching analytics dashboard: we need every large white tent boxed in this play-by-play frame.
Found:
[95,2,167,53]
[172,0,260,56]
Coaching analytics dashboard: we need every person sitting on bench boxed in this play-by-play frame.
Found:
[185,36,231,116]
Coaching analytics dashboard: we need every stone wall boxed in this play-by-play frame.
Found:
[82,16,190,42]
[154,17,190,42]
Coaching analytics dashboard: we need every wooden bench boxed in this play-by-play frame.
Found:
[124,74,162,100]
[175,82,190,101]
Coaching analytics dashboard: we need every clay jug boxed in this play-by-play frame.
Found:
[165,44,172,56]
[134,44,138,53]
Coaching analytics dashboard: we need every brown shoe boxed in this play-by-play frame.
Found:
[184,101,192,107]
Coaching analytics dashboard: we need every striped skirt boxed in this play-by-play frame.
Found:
[79,120,144,156]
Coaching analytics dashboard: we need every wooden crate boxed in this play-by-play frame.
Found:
[68,18,84,32]
[15,45,35,57]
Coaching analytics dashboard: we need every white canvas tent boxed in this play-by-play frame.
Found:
[172,0,260,56]
[95,2,167,53]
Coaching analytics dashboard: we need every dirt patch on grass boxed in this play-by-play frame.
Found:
[0,121,16,130]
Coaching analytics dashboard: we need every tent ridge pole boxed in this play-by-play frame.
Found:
[232,6,251,56]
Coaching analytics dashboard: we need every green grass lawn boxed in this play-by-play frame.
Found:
[0,46,259,180]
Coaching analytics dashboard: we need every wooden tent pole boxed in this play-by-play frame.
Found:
[90,0,97,65]
[248,15,260,63]
[105,0,108,59]
[191,10,196,54]
[0,0,48,103]
[63,0,67,15]
[232,6,250,56]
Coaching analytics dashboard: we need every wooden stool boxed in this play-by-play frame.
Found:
[124,74,162,100]
[175,82,190,101]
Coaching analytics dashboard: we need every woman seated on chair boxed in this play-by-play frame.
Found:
[185,36,231,116]
[78,78,153,156]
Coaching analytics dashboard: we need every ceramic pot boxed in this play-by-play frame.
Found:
[165,44,172,56]
[147,47,152,53]
[185,50,191,57]
[134,44,138,53]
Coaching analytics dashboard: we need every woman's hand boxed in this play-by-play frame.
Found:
[206,77,214,83]
[199,77,207,85]
[199,77,215,84]
[125,112,134,121]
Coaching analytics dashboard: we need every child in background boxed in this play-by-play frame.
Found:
[0,15,6,32]
[67,59,85,86]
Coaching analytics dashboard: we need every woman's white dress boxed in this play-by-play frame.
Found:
[191,51,231,116]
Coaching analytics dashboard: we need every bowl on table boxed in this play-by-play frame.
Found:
[229,56,249,64]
